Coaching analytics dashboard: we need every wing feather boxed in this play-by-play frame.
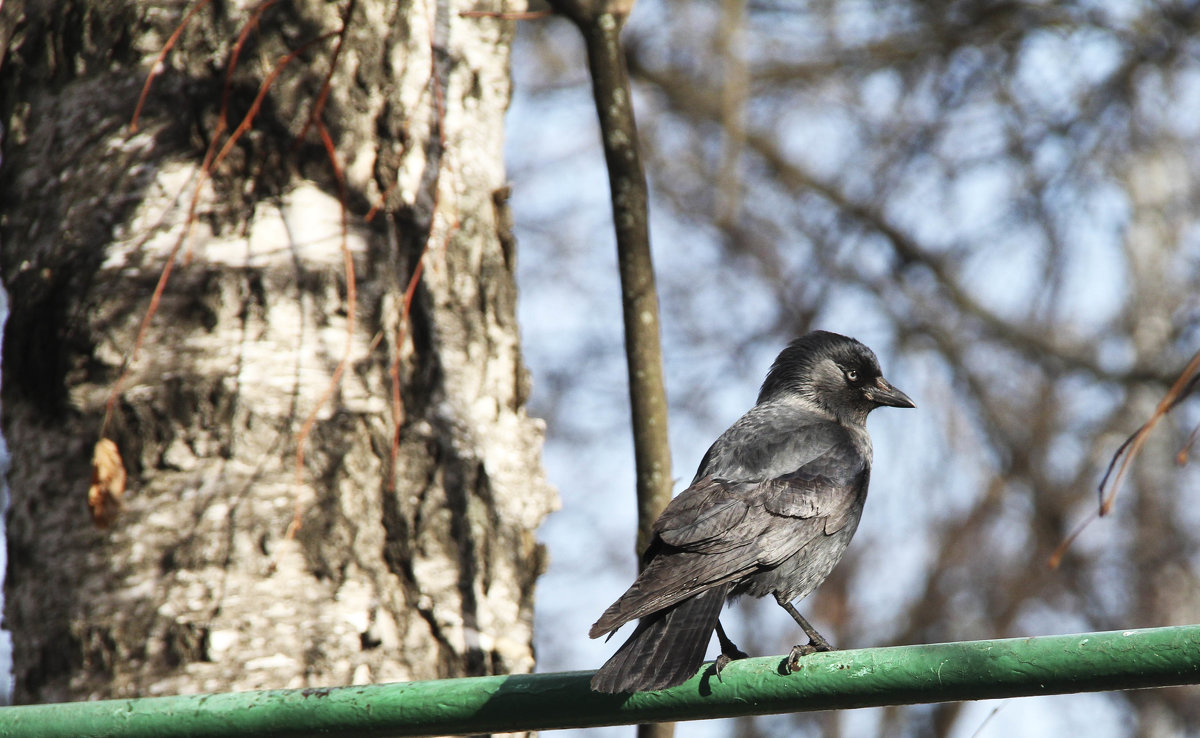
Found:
[592,463,865,635]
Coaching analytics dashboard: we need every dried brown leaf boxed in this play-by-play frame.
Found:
[88,438,127,528]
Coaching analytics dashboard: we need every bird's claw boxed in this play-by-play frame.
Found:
[785,639,835,672]
[786,643,815,672]
[714,647,749,682]
[714,654,732,681]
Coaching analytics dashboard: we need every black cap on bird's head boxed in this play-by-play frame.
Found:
[758,331,915,424]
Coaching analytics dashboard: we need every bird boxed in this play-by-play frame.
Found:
[589,330,914,693]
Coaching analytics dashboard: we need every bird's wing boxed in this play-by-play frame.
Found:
[653,476,751,553]
[591,439,867,637]
[589,480,763,637]
[759,439,868,535]
[693,400,853,481]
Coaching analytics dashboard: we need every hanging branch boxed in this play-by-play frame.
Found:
[1049,347,1200,568]
[1093,347,1200,511]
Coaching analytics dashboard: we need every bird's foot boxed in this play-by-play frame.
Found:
[714,644,750,683]
[785,638,835,672]
[714,620,750,682]
[786,643,814,672]
[776,600,836,672]
[714,652,743,682]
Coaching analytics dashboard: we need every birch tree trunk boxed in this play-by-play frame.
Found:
[0,0,555,705]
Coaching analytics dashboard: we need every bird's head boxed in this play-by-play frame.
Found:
[757,331,915,425]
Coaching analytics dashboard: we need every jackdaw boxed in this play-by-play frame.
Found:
[589,330,914,693]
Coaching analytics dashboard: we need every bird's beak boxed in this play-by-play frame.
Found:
[868,376,915,408]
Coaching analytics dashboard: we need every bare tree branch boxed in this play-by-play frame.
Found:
[546,0,673,560]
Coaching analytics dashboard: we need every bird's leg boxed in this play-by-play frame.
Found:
[783,602,834,651]
[713,620,750,681]
[776,598,835,672]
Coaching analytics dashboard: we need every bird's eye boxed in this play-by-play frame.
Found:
[845,369,859,383]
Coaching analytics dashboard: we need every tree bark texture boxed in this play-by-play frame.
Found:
[0,0,555,706]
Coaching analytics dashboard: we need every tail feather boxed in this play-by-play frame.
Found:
[590,584,730,693]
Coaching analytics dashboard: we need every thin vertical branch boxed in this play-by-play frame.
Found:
[546,0,672,560]
[715,0,747,227]
[542,0,672,734]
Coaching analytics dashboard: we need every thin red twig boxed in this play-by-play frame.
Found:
[387,247,427,490]
[1179,422,1200,465]
[1095,348,1200,514]
[294,0,356,151]
[387,219,460,492]
[104,30,337,436]
[101,229,183,435]
[1047,509,1100,570]
[288,119,357,539]
[131,0,214,132]
[212,32,340,176]
[1049,348,1200,568]
[183,0,281,264]
[366,178,401,223]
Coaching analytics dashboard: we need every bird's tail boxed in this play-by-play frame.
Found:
[590,583,730,693]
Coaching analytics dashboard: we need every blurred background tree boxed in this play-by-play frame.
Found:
[510,1,1200,736]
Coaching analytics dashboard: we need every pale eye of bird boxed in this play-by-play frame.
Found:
[845,369,859,383]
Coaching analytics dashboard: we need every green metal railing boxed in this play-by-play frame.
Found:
[3,625,1199,737]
